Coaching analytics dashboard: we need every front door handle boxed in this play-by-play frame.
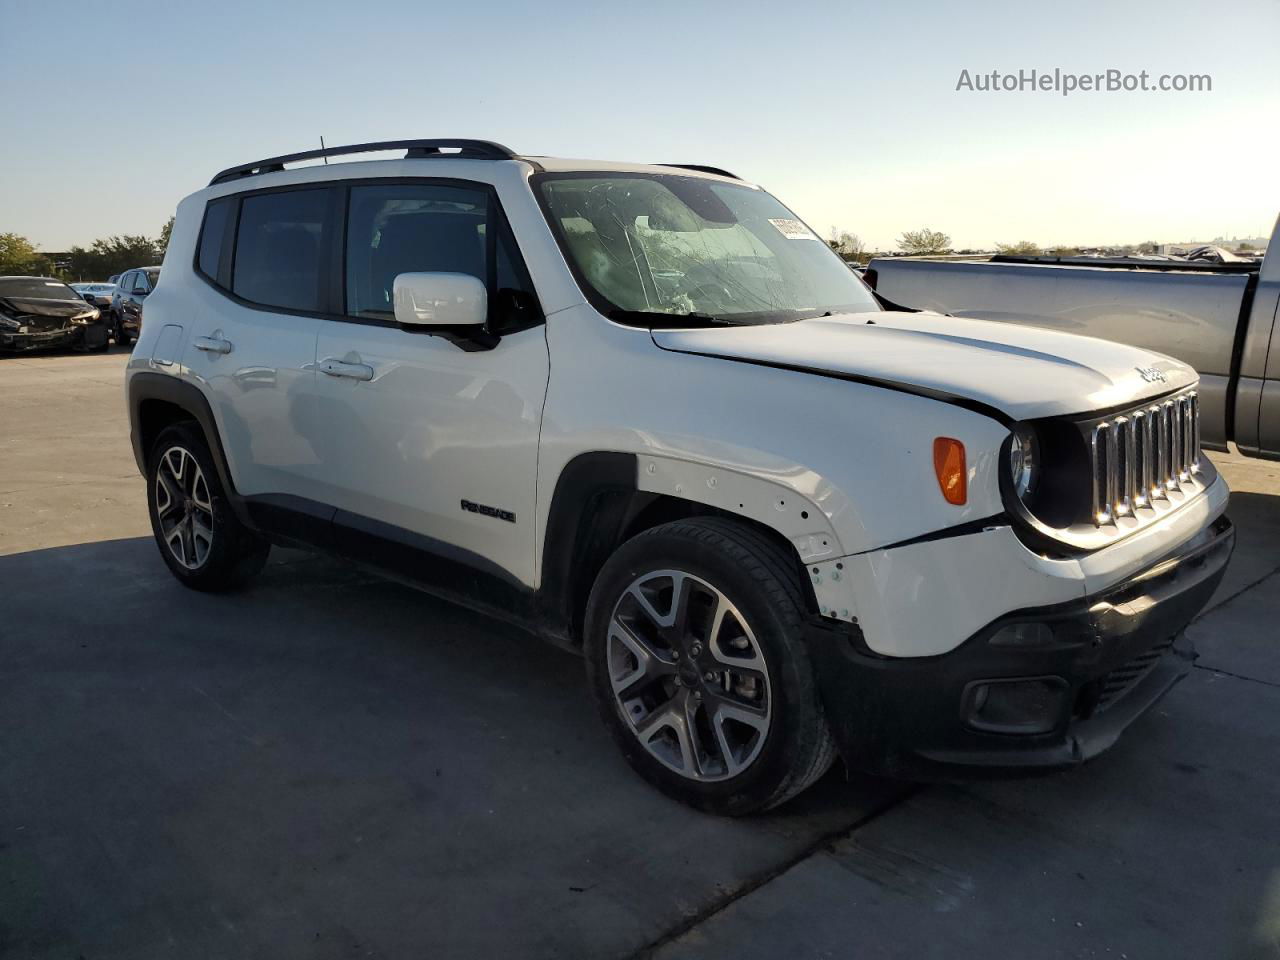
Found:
[320,358,375,381]
[193,335,232,355]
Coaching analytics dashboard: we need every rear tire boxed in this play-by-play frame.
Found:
[146,422,269,591]
[584,517,836,815]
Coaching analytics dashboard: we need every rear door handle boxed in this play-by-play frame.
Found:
[320,358,374,381]
[193,335,232,355]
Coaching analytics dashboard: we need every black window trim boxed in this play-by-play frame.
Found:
[189,176,544,338]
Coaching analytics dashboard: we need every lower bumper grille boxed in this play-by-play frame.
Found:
[1096,640,1173,711]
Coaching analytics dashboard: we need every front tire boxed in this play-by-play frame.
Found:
[584,517,836,815]
[146,422,269,591]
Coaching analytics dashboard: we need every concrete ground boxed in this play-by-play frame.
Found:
[2,348,1278,959]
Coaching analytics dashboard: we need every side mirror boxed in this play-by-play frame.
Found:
[393,272,487,329]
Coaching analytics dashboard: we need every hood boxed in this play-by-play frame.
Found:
[0,296,96,319]
[651,311,1197,421]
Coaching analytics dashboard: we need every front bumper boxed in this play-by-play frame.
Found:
[0,318,109,352]
[807,513,1234,780]
[0,325,82,352]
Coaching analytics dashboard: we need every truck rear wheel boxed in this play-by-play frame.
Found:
[584,517,836,815]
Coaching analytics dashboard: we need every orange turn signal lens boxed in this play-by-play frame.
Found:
[933,437,967,505]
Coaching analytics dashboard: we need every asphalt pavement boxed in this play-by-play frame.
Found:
[2,348,1278,959]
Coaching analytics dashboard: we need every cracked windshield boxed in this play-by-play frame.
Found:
[538,174,880,324]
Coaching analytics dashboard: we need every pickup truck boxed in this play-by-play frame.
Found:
[867,215,1280,460]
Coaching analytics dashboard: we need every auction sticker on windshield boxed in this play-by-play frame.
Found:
[768,218,817,240]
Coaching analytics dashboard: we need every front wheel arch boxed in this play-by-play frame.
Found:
[539,453,823,648]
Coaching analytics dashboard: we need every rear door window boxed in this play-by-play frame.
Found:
[232,188,330,312]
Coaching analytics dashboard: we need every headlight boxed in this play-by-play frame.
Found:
[70,308,101,324]
[0,316,19,330]
[1008,424,1038,500]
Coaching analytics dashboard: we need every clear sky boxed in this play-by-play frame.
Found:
[2,0,1277,252]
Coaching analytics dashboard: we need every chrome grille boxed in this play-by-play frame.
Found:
[1090,391,1200,527]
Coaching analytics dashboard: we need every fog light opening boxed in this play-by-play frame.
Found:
[963,677,1068,735]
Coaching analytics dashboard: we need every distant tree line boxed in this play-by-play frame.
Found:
[828,228,867,263]
[0,217,174,281]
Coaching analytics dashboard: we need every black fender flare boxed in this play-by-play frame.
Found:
[537,452,640,644]
[127,372,252,526]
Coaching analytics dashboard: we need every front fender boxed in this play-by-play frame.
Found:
[539,305,1012,580]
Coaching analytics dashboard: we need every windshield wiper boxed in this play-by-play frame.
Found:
[608,308,741,329]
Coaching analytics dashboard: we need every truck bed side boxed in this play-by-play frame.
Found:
[868,257,1268,452]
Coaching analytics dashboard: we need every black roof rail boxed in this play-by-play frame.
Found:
[658,163,741,180]
[209,139,520,186]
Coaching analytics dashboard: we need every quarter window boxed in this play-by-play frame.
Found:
[232,188,329,312]
[197,197,233,281]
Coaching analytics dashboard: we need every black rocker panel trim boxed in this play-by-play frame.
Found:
[239,493,539,629]
[243,493,336,550]
[331,507,528,592]
[328,507,538,628]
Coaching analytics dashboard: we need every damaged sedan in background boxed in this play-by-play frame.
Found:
[0,276,109,353]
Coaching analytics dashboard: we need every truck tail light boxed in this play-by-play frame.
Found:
[933,437,967,505]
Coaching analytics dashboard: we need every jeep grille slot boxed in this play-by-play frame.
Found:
[1090,391,1200,527]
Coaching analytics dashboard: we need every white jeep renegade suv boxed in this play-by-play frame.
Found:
[126,139,1233,814]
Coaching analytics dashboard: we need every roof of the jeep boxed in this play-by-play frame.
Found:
[207,139,748,189]
[524,156,744,181]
